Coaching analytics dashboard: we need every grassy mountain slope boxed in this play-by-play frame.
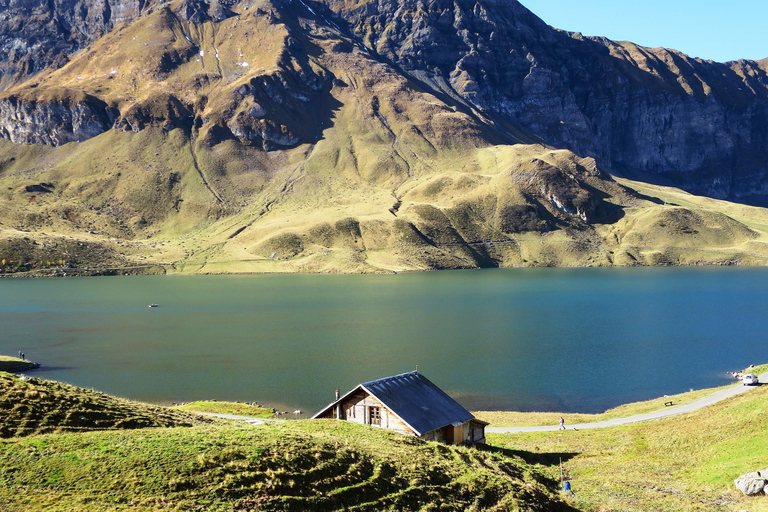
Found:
[0,422,575,511]
[4,372,768,510]
[1,0,768,274]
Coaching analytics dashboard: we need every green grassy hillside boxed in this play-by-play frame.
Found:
[0,372,214,438]
[174,400,276,418]
[490,382,768,512]
[0,374,574,511]
[4,370,768,510]
[5,130,768,275]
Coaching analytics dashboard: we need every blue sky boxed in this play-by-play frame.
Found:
[522,0,768,63]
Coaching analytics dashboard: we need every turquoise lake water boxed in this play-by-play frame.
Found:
[1,267,766,413]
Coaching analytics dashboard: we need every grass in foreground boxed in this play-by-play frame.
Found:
[489,382,768,512]
[0,372,214,438]
[0,372,573,511]
[174,401,275,418]
[0,421,574,511]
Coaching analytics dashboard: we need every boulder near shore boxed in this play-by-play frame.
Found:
[735,470,768,495]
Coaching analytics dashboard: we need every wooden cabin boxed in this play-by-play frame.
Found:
[312,371,488,445]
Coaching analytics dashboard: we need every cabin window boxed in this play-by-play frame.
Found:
[369,406,381,426]
[347,405,355,419]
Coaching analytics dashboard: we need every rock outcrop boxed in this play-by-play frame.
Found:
[222,53,331,150]
[0,92,116,146]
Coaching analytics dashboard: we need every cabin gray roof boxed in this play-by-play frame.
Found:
[313,371,476,436]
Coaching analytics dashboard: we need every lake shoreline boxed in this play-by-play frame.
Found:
[0,356,40,373]
[0,257,755,279]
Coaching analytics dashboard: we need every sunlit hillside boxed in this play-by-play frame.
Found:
[1,0,767,275]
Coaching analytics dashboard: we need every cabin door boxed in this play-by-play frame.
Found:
[444,425,463,445]
[444,425,455,444]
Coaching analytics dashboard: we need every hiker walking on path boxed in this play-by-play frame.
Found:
[559,416,565,430]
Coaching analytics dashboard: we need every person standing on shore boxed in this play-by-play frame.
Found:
[559,416,565,430]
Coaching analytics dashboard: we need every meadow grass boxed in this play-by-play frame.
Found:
[174,401,275,418]
[477,364,768,427]
[0,371,572,510]
[489,382,768,512]
[476,385,729,427]
[0,421,572,511]
[4,366,768,510]
[0,371,214,438]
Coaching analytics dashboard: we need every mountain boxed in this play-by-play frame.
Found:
[321,0,768,202]
[0,0,767,274]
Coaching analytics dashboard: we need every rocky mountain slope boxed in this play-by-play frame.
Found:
[2,0,767,199]
[322,0,768,202]
[0,0,151,89]
[0,0,767,274]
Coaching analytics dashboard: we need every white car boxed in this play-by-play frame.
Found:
[743,373,759,386]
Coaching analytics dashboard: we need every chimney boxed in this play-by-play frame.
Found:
[335,389,341,419]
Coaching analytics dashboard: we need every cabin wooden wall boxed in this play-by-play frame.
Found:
[420,428,446,443]
[316,390,486,445]
[317,390,416,436]
[470,420,486,444]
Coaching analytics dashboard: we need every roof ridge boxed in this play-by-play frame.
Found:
[362,371,419,386]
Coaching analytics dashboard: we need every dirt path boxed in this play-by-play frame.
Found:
[486,371,768,434]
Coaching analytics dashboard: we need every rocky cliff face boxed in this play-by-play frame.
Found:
[319,0,768,202]
[221,52,333,150]
[0,91,115,145]
[0,0,158,89]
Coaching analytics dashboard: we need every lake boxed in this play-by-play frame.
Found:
[1,267,766,414]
